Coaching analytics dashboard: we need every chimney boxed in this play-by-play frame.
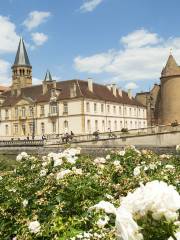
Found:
[70,83,77,98]
[88,78,93,92]
[128,89,132,99]
[43,81,48,95]
[112,84,117,97]
[118,88,122,97]
[106,84,112,91]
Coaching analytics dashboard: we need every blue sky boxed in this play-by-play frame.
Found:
[1,0,180,94]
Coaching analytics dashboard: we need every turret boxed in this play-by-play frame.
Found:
[160,53,180,124]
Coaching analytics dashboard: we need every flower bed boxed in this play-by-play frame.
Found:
[0,146,180,239]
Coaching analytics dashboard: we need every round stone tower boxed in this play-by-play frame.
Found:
[160,54,180,125]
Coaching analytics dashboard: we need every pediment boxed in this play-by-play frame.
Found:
[15,97,34,106]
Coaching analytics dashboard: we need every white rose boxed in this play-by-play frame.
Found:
[28,220,41,234]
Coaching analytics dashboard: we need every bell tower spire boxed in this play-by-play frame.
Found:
[11,37,32,93]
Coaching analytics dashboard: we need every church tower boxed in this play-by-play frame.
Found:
[160,53,180,124]
[11,37,32,93]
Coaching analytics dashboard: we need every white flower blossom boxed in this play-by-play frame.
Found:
[22,199,28,207]
[94,157,106,164]
[106,154,111,160]
[133,166,141,176]
[28,220,41,233]
[16,152,29,161]
[40,169,47,177]
[56,169,71,180]
[97,215,109,228]
[89,200,116,214]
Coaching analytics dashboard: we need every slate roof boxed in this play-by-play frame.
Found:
[13,38,31,67]
[1,80,145,107]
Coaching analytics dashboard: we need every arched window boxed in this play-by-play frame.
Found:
[108,120,111,130]
[5,125,9,136]
[120,120,123,129]
[130,121,133,129]
[86,102,90,112]
[114,120,117,130]
[102,120,105,132]
[87,120,91,133]
[95,120,98,130]
[64,120,68,130]
[41,122,45,134]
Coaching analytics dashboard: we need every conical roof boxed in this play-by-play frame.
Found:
[13,37,31,66]
[161,54,180,77]
[44,70,53,82]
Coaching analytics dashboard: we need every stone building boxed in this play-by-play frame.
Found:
[0,38,147,139]
[136,53,180,126]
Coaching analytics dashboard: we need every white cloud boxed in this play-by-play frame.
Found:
[75,51,115,73]
[80,0,104,12]
[23,11,51,31]
[33,77,42,85]
[31,32,48,46]
[121,29,162,48]
[0,59,10,84]
[74,29,180,82]
[125,82,139,90]
[0,16,19,54]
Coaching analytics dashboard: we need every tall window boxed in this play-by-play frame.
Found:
[129,108,132,116]
[125,121,127,128]
[40,106,45,116]
[95,120,98,130]
[113,106,116,115]
[52,122,56,133]
[63,102,68,114]
[124,107,127,116]
[102,120,105,132]
[14,124,18,135]
[94,103,97,112]
[120,120,123,129]
[87,120,91,133]
[119,106,122,115]
[108,120,111,129]
[64,120,68,130]
[5,125,9,135]
[50,103,58,114]
[15,107,18,119]
[86,102,90,112]
[134,108,136,116]
[101,104,104,113]
[5,109,9,119]
[130,121,133,129]
[107,105,110,113]
[22,123,26,135]
[114,120,117,130]
[29,122,33,134]
[22,107,26,118]
[139,121,141,128]
[41,122,45,134]
[29,106,34,117]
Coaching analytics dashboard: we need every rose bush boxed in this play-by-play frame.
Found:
[0,146,179,239]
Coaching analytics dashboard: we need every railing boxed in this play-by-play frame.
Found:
[45,124,180,145]
[0,139,44,147]
[0,124,180,147]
